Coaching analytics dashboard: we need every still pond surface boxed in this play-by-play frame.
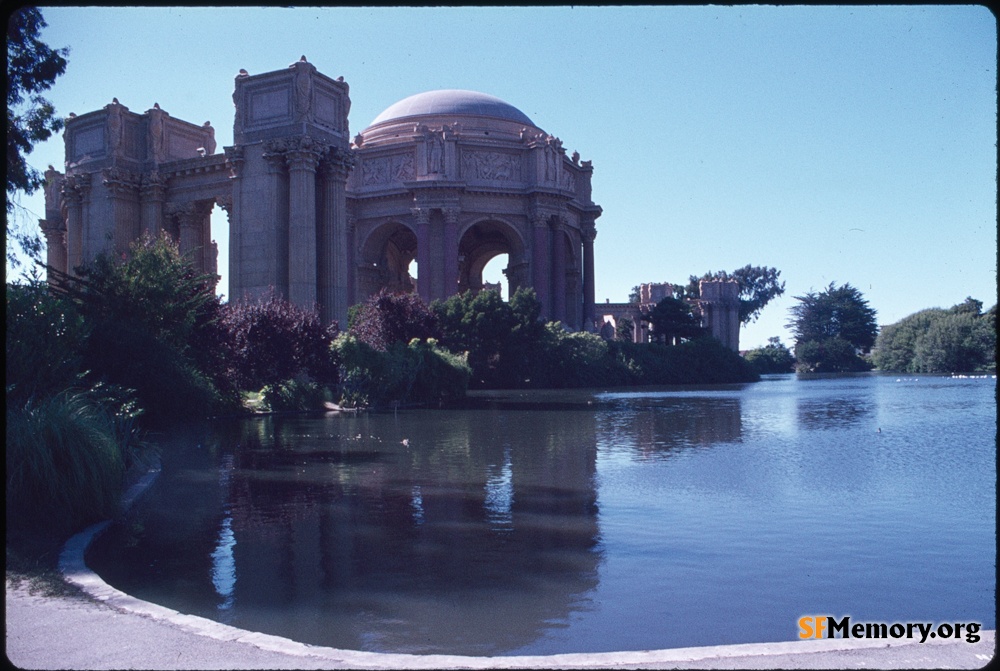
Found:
[89,373,996,656]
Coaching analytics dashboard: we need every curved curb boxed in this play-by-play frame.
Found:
[57,464,995,669]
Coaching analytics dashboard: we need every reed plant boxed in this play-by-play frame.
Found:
[6,390,128,534]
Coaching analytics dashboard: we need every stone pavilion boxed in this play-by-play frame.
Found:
[41,57,602,330]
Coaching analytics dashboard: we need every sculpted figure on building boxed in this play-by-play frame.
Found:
[42,58,602,330]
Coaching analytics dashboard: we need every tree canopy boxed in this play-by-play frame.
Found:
[788,282,878,351]
[683,265,786,325]
[743,336,795,374]
[7,8,69,264]
[642,296,704,345]
[787,282,878,372]
[872,298,995,373]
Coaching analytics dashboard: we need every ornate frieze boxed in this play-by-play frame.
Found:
[461,150,521,182]
[362,153,415,185]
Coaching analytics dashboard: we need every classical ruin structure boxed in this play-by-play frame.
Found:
[599,280,742,350]
[41,57,602,329]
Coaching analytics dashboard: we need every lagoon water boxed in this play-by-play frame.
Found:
[88,373,996,655]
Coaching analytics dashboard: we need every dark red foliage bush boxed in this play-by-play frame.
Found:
[348,289,439,352]
[221,291,339,390]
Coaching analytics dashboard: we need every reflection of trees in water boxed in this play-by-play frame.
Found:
[599,396,743,458]
[195,410,601,654]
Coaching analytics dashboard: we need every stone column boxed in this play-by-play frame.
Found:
[286,137,321,309]
[581,221,597,330]
[318,146,352,326]
[39,218,67,280]
[140,172,167,238]
[263,140,291,298]
[531,213,551,317]
[103,168,141,255]
[62,174,90,274]
[223,146,244,301]
[174,203,204,271]
[551,217,567,323]
[443,207,460,298]
[346,215,356,308]
[412,207,431,302]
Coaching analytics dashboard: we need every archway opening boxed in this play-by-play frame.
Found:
[481,254,509,300]
[457,220,523,299]
[359,222,418,301]
[211,207,228,300]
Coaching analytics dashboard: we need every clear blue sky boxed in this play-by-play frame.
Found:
[10,6,997,348]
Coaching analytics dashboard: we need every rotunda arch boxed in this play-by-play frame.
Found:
[358,221,418,300]
[457,218,527,297]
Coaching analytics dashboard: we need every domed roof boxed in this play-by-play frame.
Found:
[367,89,535,128]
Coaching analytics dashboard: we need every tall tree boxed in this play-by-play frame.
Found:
[643,296,704,345]
[787,282,878,372]
[787,282,878,351]
[685,265,785,325]
[7,8,69,263]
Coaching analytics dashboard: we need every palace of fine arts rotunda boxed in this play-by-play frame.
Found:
[40,57,603,331]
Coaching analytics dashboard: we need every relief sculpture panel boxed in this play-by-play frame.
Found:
[461,150,521,182]
[362,153,415,185]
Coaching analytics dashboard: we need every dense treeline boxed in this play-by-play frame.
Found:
[871,298,995,373]
[342,287,757,402]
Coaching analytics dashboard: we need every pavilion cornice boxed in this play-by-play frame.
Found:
[160,154,229,178]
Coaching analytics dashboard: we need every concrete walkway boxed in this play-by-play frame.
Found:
[6,469,995,670]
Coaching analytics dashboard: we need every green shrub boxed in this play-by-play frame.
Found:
[431,288,546,388]
[406,338,472,403]
[333,334,470,407]
[795,337,871,373]
[6,280,89,405]
[260,378,327,412]
[743,337,796,374]
[51,233,239,423]
[606,337,759,385]
[83,320,224,426]
[6,391,129,533]
[540,325,620,388]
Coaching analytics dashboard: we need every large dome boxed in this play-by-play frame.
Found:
[367,89,535,129]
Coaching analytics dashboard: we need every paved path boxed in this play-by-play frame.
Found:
[7,574,994,670]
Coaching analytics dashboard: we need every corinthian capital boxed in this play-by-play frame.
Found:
[61,173,92,203]
[102,167,141,196]
[410,207,431,225]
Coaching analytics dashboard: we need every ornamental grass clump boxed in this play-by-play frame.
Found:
[6,391,127,534]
